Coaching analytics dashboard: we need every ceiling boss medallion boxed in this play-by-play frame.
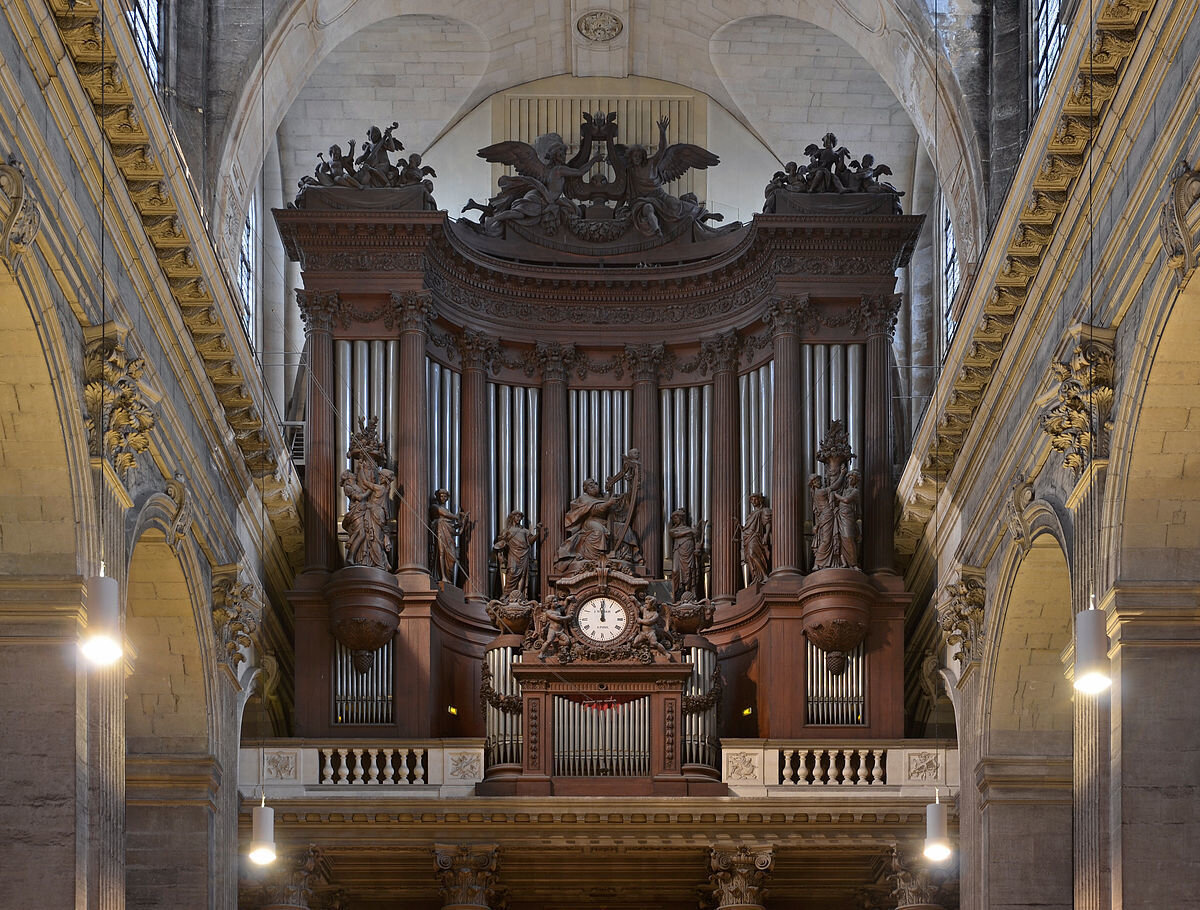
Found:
[576,10,623,42]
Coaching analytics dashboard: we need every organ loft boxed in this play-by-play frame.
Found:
[262,112,945,907]
[274,112,922,805]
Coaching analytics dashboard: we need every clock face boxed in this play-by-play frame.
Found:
[575,596,629,644]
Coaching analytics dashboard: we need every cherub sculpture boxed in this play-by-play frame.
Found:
[355,122,403,187]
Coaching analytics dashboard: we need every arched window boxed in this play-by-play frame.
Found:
[1031,0,1065,110]
[940,196,961,347]
[125,0,166,90]
[237,193,258,346]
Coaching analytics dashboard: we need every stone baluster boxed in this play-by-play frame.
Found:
[296,290,343,572]
[703,330,743,603]
[394,292,435,582]
[708,845,775,910]
[434,843,501,910]
[624,343,669,577]
[458,330,499,602]
[536,343,574,593]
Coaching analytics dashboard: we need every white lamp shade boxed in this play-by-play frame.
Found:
[80,575,123,666]
[249,804,276,865]
[924,800,951,861]
[1073,608,1111,694]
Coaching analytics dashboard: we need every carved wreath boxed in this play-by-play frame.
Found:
[479,663,522,715]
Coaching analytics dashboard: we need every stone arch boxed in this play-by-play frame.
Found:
[1113,275,1200,581]
[0,254,90,575]
[215,0,984,266]
[124,512,221,909]
[977,531,1074,910]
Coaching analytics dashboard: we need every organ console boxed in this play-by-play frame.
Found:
[275,114,923,784]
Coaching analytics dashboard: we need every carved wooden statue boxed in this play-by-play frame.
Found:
[733,492,772,585]
[339,416,394,570]
[555,448,643,575]
[535,597,572,661]
[668,508,707,601]
[811,420,861,570]
[492,509,544,599]
[631,597,673,659]
[431,488,469,586]
[763,133,905,214]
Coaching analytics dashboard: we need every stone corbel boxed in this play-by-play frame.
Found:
[165,471,193,554]
[1040,323,1115,479]
[1159,158,1200,283]
[1003,474,1035,551]
[707,845,774,909]
[0,158,41,273]
[83,323,158,480]
[212,565,263,671]
[936,565,986,672]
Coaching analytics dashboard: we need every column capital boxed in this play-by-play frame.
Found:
[295,289,345,333]
[620,342,672,382]
[455,329,500,373]
[700,330,743,374]
[856,293,903,337]
[708,845,774,909]
[765,295,810,336]
[433,843,501,909]
[530,341,577,383]
[390,290,435,332]
[1042,326,1115,478]
[936,565,986,670]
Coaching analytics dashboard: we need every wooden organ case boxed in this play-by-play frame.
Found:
[274,116,924,793]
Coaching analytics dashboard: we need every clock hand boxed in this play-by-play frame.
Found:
[599,600,606,621]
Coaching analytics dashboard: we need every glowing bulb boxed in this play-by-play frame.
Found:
[81,574,122,667]
[924,793,951,862]
[248,800,275,865]
[1073,602,1111,694]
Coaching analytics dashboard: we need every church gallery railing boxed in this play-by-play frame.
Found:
[239,740,955,798]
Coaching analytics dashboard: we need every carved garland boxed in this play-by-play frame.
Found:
[83,336,156,478]
[1042,337,1115,476]
[479,663,522,715]
[682,667,725,714]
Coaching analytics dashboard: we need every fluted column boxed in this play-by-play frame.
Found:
[704,331,742,602]
[434,843,500,910]
[767,299,803,577]
[625,343,668,576]
[862,294,901,573]
[458,330,498,602]
[536,343,574,593]
[708,845,774,910]
[296,290,343,572]
[395,292,434,581]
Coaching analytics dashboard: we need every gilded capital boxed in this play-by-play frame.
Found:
[83,334,156,479]
[212,568,263,669]
[936,567,986,669]
[1042,331,1115,477]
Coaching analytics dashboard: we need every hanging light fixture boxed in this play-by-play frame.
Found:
[248,793,276,865]
[924,788,952,861]
[1073,595,1111,694]
[80,565,123,666]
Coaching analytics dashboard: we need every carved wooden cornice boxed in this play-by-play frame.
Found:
[1041,332,1115,477]
[708,846,774,909]
[48,0,303,561]
[433,843,501,908]
[0,158,42,273]
[1160,158,1200,281]
[83,334,156,479]
[936,567,986,670]
[896,0,1156,562]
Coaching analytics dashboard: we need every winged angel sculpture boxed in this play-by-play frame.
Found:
[463,113,734,240]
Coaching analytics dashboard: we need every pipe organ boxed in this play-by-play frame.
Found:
[276,118,922,777]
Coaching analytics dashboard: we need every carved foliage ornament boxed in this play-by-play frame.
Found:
[936,571,985,668]
[0,158,41,271]
[888,846,937,907]
[1042,337,1115,476]
[165,471,193,554]
[1160,158,1200,279]
[577,10,623,41]
[84,336,156,478]
[433,843,500,908]
[212,575,262,668]
[708,846,774,908]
